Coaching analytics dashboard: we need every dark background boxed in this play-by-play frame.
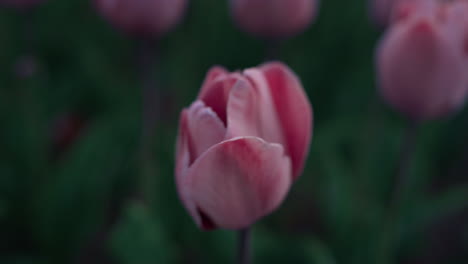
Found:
[0,0,467,263]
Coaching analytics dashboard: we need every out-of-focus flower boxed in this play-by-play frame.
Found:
[175,62,313,230]
[370,0,399,27]
[376,0,468,121]
[230,0,318,39]
[94,0,188,37]
[0,0,45,9]
[369,0,436,28]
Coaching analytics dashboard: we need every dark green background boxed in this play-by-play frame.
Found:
[0,0,467,263]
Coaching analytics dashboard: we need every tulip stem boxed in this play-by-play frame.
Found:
[392,120,420,207]
[137,37,160,205]
[237,227,252,264]
[265,39,281,61]
[377,120,420,263]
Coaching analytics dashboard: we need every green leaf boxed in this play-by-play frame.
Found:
[0,256,40,264]
[109,202,173,264]
[33,115,135,260]
[305,239,337,264]
[398,185,468,247]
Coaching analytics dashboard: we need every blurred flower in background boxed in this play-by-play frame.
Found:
[93,0,188,37]
[230,0,318,39]
[369,0,399,27]
[376,0,468,121]
[175,62,312,230]
[369,0,436,27]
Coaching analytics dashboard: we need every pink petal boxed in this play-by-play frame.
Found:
[258,62,313,179]
[175,102,227,227]
[198,72,244,124]
[443,1,468,57]
[175,110,200,225]
[175,110,190,179]
[199,66,229,96]
[389,0,436,24]
[186,137,292,230]
[225,79,261,139]
[185,100,226,163]
[241,68,286,149]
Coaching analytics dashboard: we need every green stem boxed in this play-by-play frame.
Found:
[137,37,160,205]
[264,38,282,61]
[377,120,420,263]
[237,227,252,264]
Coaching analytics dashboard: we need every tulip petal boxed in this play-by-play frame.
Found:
[175,102,227,227]
[242,68,286,149]
[258,62,313,179]
[175,109,200,225]
[225,79,261,139]
[199,66,229,95]
[198,72,245,124]
[187,137,292,230]
[186,100,226,163]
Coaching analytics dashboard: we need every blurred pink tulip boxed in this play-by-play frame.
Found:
[369,0,402,27]
[369,0,436,27]
[376,0,468,121]
[175,62,313,230]
[94,0,187,37]
[230,0,318,38]
[0,0,45,8]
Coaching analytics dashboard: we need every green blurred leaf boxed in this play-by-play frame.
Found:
[254,229,309,264]
[399,185,468,244]
[0,256,41,264]
[305,239,337,264]
[33,115,136,260]
[109,201,172,264]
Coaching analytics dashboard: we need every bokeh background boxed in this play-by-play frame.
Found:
[1,0,467,263]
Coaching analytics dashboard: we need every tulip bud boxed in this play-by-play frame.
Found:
[94,0,188,37]
[0,0,45,9]
[230,0,317,39]
[376,1,468,121]
[175,62,313,230]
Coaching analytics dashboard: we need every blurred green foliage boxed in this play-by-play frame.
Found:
[0,0,467,264]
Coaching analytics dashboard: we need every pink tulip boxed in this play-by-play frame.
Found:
[376,0,468,121]
[230,0,318,38]
[175,62,313,230]
[0,0,45,8]
[369,0,436,27]
[94,0,187,37]
[369,0,396,27]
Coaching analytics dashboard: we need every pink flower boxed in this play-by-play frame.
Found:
[0,0,45,8]
[369,0,435,27]
[94,0,187,37]
[230,0,318,38]
[175,62,313,230]
[376,0,468,121]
